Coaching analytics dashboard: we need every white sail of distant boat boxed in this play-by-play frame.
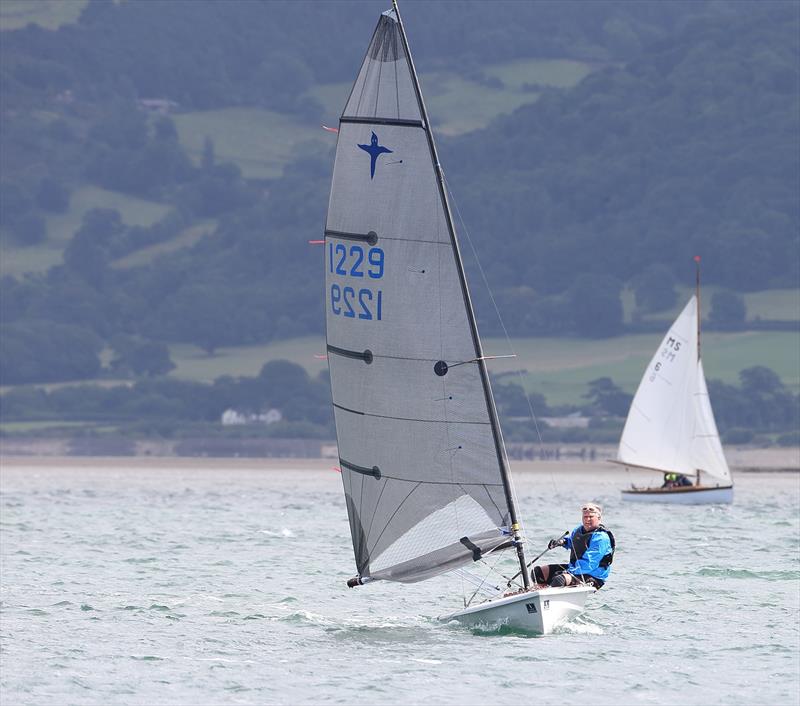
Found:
[616,261,733,504]
[323,1,594,632]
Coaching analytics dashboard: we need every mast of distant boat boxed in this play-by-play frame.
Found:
[695,255,702,487]
[391,0,530,589]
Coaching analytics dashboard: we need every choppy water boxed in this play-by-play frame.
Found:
[1,461,798,705]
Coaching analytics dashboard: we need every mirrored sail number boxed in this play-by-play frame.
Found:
[328,243,384,321]
[331,284,382,320]
[649,336,683,381]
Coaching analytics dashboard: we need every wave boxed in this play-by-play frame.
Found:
[697,567,800,580]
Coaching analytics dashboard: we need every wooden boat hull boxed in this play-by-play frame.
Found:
[621,485,733,504]
[439,585,595,634]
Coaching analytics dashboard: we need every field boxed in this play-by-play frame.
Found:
[110,220,217,270]
[483,331,800,405]
[168,337,329,382]
[621,286,800,325]
[311,58,594,137]
[1,54,596,278]
[173,56,597,182]
[1,187,170,278]
[164,330,800,407]
[0,0,86,30]
[172,108,328,180]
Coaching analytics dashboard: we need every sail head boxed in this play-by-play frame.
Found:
[343,10,421,124]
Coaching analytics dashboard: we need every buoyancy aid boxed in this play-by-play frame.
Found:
[569,524,615,569]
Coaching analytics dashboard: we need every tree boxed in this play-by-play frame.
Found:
[492,379,549,418]
[709,290,746,329]
[10,212,47,246]
[0,322,102,384]
[63,209,123,288]
[110,335,175,377]
[258,360,310,409]
[0,182,32,228]
[567,274,624,337]
[631,263,678,313]
[36,177,70,213]
[583,377,632,416]
[201,136,215,171]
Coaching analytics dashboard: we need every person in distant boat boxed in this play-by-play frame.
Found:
[532,502,614,589]
[662,472,693,488]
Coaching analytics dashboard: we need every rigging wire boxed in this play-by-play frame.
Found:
[442,171,569,533]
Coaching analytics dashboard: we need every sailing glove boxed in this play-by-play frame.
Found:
[548,536,566,550]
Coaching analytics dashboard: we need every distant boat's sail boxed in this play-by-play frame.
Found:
[617,296,731,483]
[691,359,732,483]
[324,9,518,584]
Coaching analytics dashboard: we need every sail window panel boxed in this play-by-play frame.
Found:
[617,298,698,473]
[325,238,478,363]
[342,14,421,123]
[370,530,512,583]
[336,411,509,583]
[329,356,491,425]
[327,125,447,245]
[368,495,502,578]
[343,462,509,583]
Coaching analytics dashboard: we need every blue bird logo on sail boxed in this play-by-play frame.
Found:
[358,132,393,179]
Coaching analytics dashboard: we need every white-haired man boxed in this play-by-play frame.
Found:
[532,502,615,589]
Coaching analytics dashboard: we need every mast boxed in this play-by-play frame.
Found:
[694,255,702,486]
[694,255,702,363]
[391,0,530,588]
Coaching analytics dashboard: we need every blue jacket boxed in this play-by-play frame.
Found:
[563,524,613,582]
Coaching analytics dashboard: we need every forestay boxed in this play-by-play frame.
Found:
[324,9,516,583]
[616,296,731,483]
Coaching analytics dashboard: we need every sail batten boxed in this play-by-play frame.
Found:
[325,6,523,584]
[340,117,424,128]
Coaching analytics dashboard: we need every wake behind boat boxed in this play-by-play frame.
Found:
[323,1,594,634]
[615,259,733,504]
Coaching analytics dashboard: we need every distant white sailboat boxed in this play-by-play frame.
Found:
[323,1,594,633]
[615,259,734,504]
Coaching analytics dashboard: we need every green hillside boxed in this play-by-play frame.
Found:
[1,0,797,423]
[485,331,800,406]
[173,108,327,180]
[1,187,170,277]
[157,331,800,408]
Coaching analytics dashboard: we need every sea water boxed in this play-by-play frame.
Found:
[1,460,798,705]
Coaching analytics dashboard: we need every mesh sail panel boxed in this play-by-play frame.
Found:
[343,11,420,123]
[325,10,511,583]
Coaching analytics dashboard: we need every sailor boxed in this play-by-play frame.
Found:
[532,502,614,589]
[662,472,692,488]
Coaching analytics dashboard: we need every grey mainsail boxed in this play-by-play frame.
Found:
[324,7,525,585]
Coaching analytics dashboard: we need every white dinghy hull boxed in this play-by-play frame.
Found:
[439,585,595,634]
[622,485,733,505]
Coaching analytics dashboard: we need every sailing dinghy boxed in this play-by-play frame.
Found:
[323,2,593,633]
[615,260,733,504]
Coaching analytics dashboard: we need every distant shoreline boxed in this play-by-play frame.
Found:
[1,445,797,474]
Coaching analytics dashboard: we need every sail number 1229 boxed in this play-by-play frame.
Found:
[329,243,384,321]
